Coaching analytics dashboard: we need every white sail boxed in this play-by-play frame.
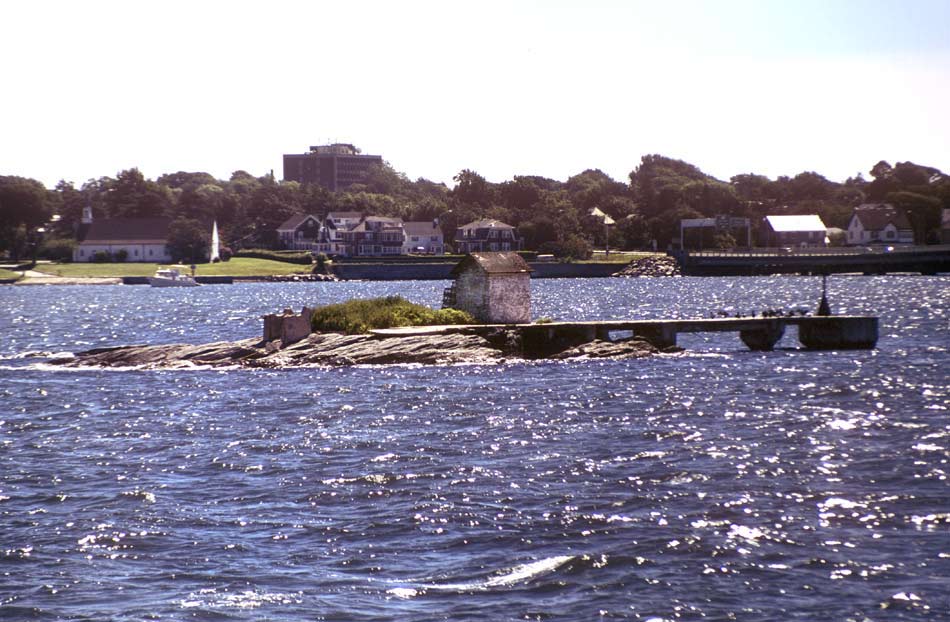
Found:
[210,220,220,262]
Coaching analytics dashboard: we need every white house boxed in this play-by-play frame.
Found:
[846,203,914,245]
[73,207,172,262]
[762,214,827,247]
[402,221,444,254]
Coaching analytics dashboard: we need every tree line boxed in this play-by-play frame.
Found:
[1,156,947,261]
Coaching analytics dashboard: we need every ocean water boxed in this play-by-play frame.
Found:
[1,276,948,621]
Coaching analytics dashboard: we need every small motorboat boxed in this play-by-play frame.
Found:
[149,267,199,287]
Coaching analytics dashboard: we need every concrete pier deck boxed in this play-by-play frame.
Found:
[372,315,878,355]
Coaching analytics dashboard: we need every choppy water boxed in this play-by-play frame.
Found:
[1,276,948,621]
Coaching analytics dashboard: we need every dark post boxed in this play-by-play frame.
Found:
[817,274,831,316]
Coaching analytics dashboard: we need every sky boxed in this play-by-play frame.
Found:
[2,0,949,190]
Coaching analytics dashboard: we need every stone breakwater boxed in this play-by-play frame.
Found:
[614,255,681,277]
[52,329,663,369]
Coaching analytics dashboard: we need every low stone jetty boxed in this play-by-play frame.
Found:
[614,255,681,277]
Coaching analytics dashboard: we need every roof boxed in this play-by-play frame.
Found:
[327,211,363,220]
[276,214,318,231]
[457,219,515,230]
[764,214,827,232]
[852,203,912,231]
[79,218,171,243]
[403,221,442,236]
[450,252,533,276]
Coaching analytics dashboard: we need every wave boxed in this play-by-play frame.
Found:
[0,350,74,361]
[387,554,575,597]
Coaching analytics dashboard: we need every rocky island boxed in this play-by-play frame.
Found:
[52,326,664,370]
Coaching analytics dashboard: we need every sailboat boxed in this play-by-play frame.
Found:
[210,220,220,262]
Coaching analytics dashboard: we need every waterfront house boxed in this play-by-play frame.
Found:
[277,214,330,253]
[940,208,950,244]
[846,203,914,246]
[326,211,364,230]
[762,214,827,247]
[454,219,523,253]
[402,221,444,254]
[73,207,172,262]
[339,216,406,256]
[447,252,532,323]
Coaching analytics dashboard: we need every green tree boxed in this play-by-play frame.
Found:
[886,191,943,243]
[614,213,650,249]
[0,175,51,259]
[730,173,773,202]
[451,169,495,208]
[51,180,87,237]
[539,234,592,260]
[103,168,172,218]
[166,218,209,263]
[786,171,835,201]
[244,183,302,248]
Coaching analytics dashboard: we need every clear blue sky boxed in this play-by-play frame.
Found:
[2,0,948,189]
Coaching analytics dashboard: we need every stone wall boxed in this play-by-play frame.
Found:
[453,270,489,322]
[262,307,315,346]
[487,274,531,323]
[329,262,621,281]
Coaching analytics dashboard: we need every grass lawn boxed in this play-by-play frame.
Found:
[0,268,23,281]
[32,258,310,278]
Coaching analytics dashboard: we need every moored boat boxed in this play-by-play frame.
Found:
[149,267,199,287]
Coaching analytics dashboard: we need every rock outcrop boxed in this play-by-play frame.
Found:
[52,330,662,369]
[614,255,681,277]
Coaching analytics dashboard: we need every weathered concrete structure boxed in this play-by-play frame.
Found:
[262,307,314,346]
[515,316,878,354]
[446,253,533,323]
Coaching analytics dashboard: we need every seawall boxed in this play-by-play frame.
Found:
[330,262,621,281]
[676,246,950,276]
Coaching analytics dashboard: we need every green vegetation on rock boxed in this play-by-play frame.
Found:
[311,296,475,334]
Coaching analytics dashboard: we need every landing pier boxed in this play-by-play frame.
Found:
[372,315,879,356]
[675,246,950,276]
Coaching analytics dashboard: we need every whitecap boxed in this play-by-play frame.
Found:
[820,497,863,510]
[727,524,764,542]
[180,588,302,609]
[424,555,574,592]
[386,587,419,599]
